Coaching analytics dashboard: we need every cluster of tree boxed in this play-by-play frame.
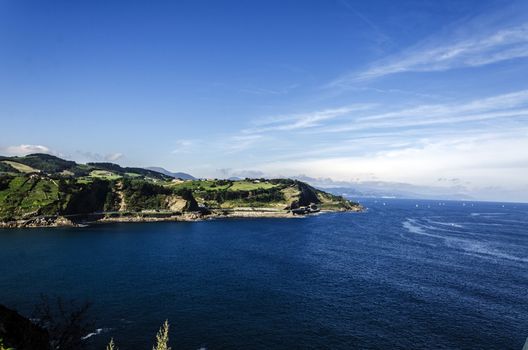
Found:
[0,174,13,191]
[121,178,173,211]
[0,162,17,173]
[61,179,117,215]
[196,187,285,204]
[207,179,231,188]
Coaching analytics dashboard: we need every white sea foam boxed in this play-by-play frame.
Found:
[403,219,427,235]
[426,219,463,228]
[402,219,442,239]
[82,327,111,340]
[455,240,528,263]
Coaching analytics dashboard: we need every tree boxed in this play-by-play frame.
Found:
[32,295,94,350]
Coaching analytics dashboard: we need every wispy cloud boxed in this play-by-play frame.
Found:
[319,90,528,133]
[235,90,528,139]
[244,104,375,134]
[171,140,197,154]
[329,20,528,85]
[224,134,264,153]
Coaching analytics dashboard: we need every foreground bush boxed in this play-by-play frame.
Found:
[106,320,171,350]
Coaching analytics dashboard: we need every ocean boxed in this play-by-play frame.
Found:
[0,198,527,349]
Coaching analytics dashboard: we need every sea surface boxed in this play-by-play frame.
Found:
[0,199,527,349]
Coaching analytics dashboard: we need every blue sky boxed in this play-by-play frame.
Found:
[1,0,528,201]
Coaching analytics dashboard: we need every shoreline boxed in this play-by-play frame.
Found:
[0,207,363,229]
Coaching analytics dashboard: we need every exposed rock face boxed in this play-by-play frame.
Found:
[0,216,75,228]
[0,304,50,350]
[287,181,322,209]
[165,195,188,212]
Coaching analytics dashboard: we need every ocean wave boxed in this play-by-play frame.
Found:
[82,327,112,340]
[403,218,528,263]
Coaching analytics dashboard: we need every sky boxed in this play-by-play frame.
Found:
[1,0,528,202]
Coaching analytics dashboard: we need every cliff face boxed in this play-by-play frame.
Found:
[0,304,50,350]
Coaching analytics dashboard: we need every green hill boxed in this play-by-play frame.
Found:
[0,154,361,227]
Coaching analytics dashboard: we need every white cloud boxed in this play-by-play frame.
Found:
[210,88,528,201]
[328,21,528,84]
[257,134,528,193]
[1,144,54,156]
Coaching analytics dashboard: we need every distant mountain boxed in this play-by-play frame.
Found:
[323,185,474,201]
[145,167,196,180]
[292,175,474,201]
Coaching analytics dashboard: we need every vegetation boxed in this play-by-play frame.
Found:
[87,162,172,181]
[106,338,117,350]
[0,154,359,224]
[105,320,171,350]
[1,160,38,173]
[89,170,122,180]
[0,338,15,350]
[32,296,94,350]
[0,162,17,174]
[152,320,171,350]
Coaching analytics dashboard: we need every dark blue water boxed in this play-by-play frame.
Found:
[1,199,527,349]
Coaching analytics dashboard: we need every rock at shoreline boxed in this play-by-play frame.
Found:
[0,216,75,229]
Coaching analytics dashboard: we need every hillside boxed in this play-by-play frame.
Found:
[0,154,361,228]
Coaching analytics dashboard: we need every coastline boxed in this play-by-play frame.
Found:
[0,206,363,229]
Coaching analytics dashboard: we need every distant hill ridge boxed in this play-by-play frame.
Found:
[145,166,196,180]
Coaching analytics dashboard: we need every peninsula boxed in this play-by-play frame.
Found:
[0,154,361,228]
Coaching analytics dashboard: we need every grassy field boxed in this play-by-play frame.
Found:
[124,172,142,178]
[89,170,122,180]
[1,161,39,173]
[0,176,60,218]
[229,180,277,191]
